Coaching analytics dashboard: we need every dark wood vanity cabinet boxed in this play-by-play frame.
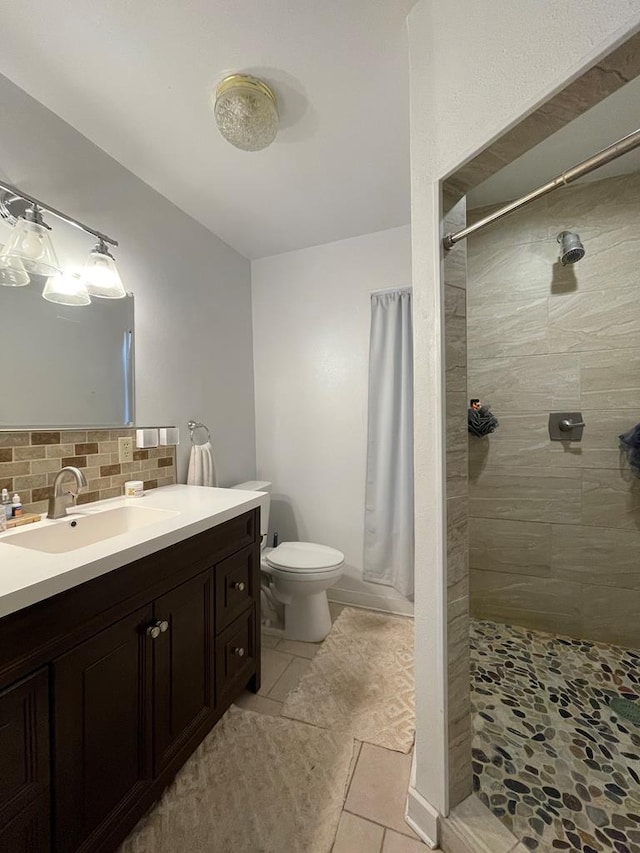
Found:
[0,508,261,853]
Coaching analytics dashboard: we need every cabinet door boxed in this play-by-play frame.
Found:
[53,606,153,853]
[0,795,50,853]
[0,668,49,847]
[153,570,214,773]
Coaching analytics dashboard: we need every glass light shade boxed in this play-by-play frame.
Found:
[82,245,126,299]
[42,270,91,306]
[0,217,59,277]
[0,254,30,287]
[214,74,278,152]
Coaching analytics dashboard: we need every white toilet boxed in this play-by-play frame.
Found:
[232,481,344,642]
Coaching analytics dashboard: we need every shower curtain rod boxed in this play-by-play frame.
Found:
[442,127,640,250]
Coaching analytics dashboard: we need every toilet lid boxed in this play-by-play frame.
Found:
[265,541,344,572]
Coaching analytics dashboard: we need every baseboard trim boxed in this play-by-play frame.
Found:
[327,587,414,616]
[405,785,440,848]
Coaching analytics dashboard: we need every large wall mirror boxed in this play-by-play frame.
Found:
[0,283,134,428]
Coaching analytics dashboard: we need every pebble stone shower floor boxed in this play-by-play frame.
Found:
[471,620,640,853]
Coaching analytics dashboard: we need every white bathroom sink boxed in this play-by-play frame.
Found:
[2,505,179,554]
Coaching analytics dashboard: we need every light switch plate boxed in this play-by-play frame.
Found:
[118,436,133,463]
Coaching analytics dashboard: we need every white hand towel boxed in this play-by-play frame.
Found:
[187,441,218,487]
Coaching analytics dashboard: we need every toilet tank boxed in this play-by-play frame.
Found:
[231,480,272,539]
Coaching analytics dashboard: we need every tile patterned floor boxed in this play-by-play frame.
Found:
[235,604,427,852]
[471,619,640,853]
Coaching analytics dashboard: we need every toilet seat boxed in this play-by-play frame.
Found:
[265,541,344,573]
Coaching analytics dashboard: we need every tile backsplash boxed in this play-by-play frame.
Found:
[0,429,176,515]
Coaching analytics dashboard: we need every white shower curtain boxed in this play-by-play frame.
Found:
[363,288,414,598]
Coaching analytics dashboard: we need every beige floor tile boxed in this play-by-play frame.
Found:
[332,811,384,853]
[277,638,322,658]
[346,741,363,788]
[261,633,281,649]
[382,828,428,851]
[268,656,311,702]
[233,690,283,717]
[345,743,416,838]
[258,648,293,695]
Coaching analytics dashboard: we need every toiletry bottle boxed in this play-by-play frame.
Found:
[11,493,22,517]
[1,488,11,521]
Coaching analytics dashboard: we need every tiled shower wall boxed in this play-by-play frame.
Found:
[443,194,471,809]
[0,429,176,515]
[467,172,640,649]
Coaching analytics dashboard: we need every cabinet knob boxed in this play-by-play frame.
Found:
[146,619,168,639]
[232,581,246,592]
[233,647,245,657]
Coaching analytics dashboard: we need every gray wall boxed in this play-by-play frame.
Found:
[0,73,255,484]
[467,172,640,649]
[443,194,471,809]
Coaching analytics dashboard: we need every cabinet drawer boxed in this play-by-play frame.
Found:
[215,545,257,633]
[216,608,256,707]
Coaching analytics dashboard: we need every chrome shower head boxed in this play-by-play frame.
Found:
[557,231,585,265]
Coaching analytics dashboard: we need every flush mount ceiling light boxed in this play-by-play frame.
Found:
[213,74,278,152]
[0,182,125,304]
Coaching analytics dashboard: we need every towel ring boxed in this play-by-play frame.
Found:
[188,420,211,446]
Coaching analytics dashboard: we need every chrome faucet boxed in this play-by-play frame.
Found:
[47,466,88,519]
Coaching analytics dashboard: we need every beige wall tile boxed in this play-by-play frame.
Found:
[469,413,550,471]
[549,286,640,352]
[469,518,551,576]
[580,348,640,409]
[582,468,640,531]
[552,524,640,589]
[467,239,554,306]
[446,393,468,499]
[582,585,640,647]
[470,569,582,636]
[468,354,579,413]
[447,496,468,588]
[333,812,384,853]
[468,297,549,358]
[445,286,467,394]
[345,744,416,838]
[469,467,581,524]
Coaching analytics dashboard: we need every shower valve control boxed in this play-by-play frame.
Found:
[549,412,586,441]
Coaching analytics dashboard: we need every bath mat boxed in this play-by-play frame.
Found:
[282,607,415,753]
[119,706,354,853]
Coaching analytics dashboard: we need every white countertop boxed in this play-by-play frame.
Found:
[0,484,265,619]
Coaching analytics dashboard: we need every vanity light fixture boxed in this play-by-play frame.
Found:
[81,239,126,299]
[0,203,59,280]
[213,74,278,151]
[42,269,91,307]
[0,180,124,303]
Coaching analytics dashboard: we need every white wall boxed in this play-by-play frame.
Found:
[407,0,640,844]
[0,73,256,484]
[252,226,412,612]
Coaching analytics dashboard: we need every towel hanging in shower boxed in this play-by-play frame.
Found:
[619,423,640,476]
[468,399,499,437]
